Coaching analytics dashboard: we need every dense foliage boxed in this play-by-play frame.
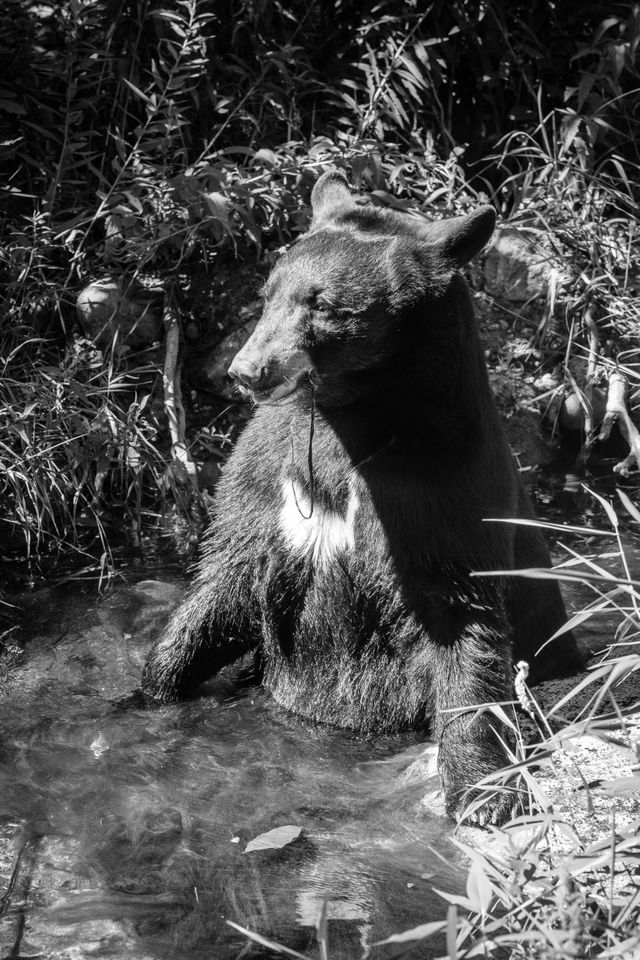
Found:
[1,4,640,957]
[0,0,639,567]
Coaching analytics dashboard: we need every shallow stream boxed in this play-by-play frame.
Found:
[0,466,638,960]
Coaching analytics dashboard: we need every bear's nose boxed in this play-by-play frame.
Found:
[228,355,266,388]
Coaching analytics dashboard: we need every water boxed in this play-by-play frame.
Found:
[1,465,638,960]
[0,580,457,960]
[530,465,640,660]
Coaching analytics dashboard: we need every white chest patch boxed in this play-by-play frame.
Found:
[279,477,358,569]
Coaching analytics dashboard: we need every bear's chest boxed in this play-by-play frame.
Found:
[277,475,359,570]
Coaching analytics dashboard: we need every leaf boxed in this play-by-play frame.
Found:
[481,703,518,733]
[244,825,303,853]
[548,656,639,716]
[432,887,474,911]
[482,517,615,537]
[602,776,640,794]
[372,921,447,947]
[121,77,151,104]
[369,190,413,210]
[253,148,279,166]
[0,98,26,115]
[617,488,640,526]
[122,190,144,214]
[203,191,229,225]
[588,488,619,528]
[466,861,492,916]
[317,898,329,960]
[560,115,581,155]
[542,591,624,644]
[226,920,312,959]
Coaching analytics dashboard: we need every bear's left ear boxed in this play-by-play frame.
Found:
[310,171,356,228]
[425,206,496,266]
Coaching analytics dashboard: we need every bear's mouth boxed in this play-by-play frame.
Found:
[245,368,313,404]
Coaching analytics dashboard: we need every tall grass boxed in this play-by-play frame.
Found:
[0,334,169,577]
[227,490,640,960]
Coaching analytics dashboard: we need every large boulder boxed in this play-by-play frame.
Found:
[483,227,569,303]
[76,279,163,351]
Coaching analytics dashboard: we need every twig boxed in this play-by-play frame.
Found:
[576,304,601,464]
[599,369,640,475]
[584,305,599,389]
[163,292,199,491]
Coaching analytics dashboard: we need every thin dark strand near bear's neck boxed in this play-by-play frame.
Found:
[289,387,316,519]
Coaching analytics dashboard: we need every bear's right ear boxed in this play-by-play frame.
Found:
[424,206,496,267]
[310,171,355,228]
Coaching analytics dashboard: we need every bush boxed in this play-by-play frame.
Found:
[1,1,638,570]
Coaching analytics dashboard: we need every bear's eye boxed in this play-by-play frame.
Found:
[308,292,331,312]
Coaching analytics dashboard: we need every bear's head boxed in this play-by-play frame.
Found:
[228,172,495,406]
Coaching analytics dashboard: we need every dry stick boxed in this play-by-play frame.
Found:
[576,305,600,465]
[584,304,600,435]
[599,369,640,476]
[163,295,199,491]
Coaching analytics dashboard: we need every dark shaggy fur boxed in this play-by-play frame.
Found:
[142,173,584,824]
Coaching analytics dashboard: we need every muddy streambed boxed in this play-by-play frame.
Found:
[0,470,638,959]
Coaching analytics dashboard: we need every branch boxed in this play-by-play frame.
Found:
[163,294,199,491]
[599,370,640,476]
[575,305,601,465]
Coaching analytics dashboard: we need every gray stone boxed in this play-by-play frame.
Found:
[202,317,258,398]
[76,279,163,351]
[484,227,569,303]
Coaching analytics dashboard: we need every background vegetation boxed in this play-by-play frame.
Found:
[1,0,639,572]
[1,3,640,957]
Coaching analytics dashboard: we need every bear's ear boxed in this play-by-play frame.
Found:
[425,205,496,266]
[310,171,355,227]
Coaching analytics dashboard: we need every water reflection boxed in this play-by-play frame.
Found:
[0,580,457,959]
[2,467,638,959]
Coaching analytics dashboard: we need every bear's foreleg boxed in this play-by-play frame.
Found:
[430,589,519,826]
[141,555,261,702]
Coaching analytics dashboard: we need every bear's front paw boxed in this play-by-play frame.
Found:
[140,656,182,703]
[439,732,522,828]
[446,785,522,828]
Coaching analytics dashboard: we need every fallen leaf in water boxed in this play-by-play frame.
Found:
[90,734,109,757]
[244,825,303,853]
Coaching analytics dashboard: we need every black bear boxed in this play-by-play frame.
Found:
[142,172,584,824]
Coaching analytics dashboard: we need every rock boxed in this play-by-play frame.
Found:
[559,388,607,432]
[76,279,163,350]
[201,317,258,398]
[484,227,569,303]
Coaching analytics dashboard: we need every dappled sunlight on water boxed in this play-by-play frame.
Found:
[0,580,457,960]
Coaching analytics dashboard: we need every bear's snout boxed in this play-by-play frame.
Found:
[228,345,312,402]
[228,354,266,388]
